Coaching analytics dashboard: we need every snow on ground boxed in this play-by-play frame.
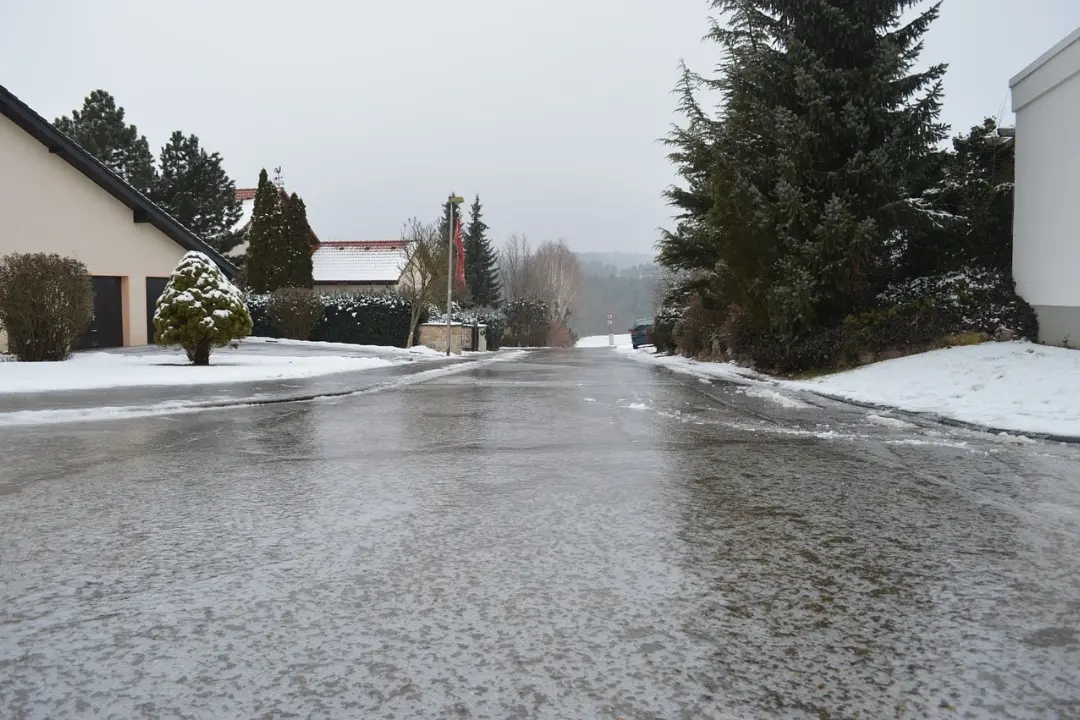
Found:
[788,342,1080,438]
[242,336,444,357]
[616,345,760,383]
[576,334,632,348]
[0,352,400,394]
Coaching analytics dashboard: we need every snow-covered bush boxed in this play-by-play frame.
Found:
[502,299,549,347]
[267,287,323,340]
[431,306,505,350]
[0,253,93,362]
[154,251,252,365]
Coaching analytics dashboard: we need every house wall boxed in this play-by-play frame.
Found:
[0,113,185,348]
[1012,32,1080,344]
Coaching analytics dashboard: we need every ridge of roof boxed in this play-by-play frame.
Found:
[0,83,237,278]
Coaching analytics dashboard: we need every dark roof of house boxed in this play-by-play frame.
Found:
[0,83,237,278]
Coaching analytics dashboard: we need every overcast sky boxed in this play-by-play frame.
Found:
[3,0,1080,253]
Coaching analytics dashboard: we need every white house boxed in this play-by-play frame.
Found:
[0,84,235,350]
[1010,27,1080,345]
[312,240,416,293]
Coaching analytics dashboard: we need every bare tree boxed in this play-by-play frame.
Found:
[399,218,446,347]
[529,240,584,324]
[499,234,531,302]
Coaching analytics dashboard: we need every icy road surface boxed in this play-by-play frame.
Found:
[1,350,1079,718]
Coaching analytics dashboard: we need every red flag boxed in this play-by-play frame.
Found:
[453,217,466,288]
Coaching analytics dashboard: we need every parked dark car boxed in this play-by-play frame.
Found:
[630,317,655,349]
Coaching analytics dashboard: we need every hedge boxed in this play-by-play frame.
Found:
[248,292,413,347]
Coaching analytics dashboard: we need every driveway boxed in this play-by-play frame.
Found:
[1,349,1078,718]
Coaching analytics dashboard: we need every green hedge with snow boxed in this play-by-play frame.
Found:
[248,292,414,347]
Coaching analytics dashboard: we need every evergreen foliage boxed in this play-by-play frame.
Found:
[463,196,502,307]
[151,131,242,251]
[247,293,414,348]
[282,193,315,288]
[54,90,156,193]
[153,252,252,365]
[244,169,289,293]
[659,0,953,369]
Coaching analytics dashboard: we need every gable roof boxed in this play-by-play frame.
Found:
[312,240,412,284]
[0,83,237,278]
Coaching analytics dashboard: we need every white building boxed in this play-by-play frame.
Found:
[1010,27,1080,345]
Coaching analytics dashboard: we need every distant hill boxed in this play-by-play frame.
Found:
[577,251,656,272]
[572,252,659,337]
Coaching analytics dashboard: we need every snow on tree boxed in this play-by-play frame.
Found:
[150,131,243,254]
[54,89,156,193]
[154,252,252,366]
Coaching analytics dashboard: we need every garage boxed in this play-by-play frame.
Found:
[145,277,169,344]
[77,276,124,350]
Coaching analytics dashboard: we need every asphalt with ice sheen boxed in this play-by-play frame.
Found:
[1,348,1078,718]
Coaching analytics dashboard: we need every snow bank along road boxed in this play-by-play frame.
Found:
[1,349,1078,718]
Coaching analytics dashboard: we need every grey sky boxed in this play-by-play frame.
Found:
[2,0,1079,254]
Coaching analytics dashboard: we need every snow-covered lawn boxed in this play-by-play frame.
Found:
[576,334,632,348]
[0,351,401,394]
[242,336,444,357]
[788,342,1080,438]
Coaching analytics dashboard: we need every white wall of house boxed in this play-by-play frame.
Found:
[1011,27,1080,345]
[0,112,185,348]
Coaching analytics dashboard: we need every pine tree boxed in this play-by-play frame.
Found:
[282,193,314,288]
[153,251,252,365]
[54,90,157,193]
[151,132,242,252]
[463,195,502,307]
[245,169,289,293]
[660,1,947,344]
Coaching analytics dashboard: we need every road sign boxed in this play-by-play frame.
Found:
[606,312,613,322]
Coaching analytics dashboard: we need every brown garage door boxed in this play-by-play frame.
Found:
[77,276,124,349]
[145,277,169,344]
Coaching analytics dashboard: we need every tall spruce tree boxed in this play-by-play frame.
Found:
[151,131,242,253]
[463,195,502,307]
[282,193,314,288]
[245,169,289,293]
[54,90,157,193]
[660,0,947,344]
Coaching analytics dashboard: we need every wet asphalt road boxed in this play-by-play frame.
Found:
[2,349,1079,719]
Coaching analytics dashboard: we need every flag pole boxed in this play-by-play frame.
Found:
[445,194,464,356]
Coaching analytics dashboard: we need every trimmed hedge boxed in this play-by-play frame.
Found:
[248,292,413,347]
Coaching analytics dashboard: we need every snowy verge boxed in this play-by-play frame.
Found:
[576,334,632,348]
[241,336,444,357]
[0,351,526,427]
[787,342,1080,439]
[621,341,1080,439]
[0,352,401,394]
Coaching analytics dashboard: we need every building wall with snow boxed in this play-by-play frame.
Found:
[1011,27,1080,345]
[0,112,189,348]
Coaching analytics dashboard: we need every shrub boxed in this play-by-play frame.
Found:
[154,251,252,365]
[268,287,323,340]
[503,299,550,347]
[0,253,93,361]
[247,292,414,347]
[652,305,682,354]
[546,320,577,348]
